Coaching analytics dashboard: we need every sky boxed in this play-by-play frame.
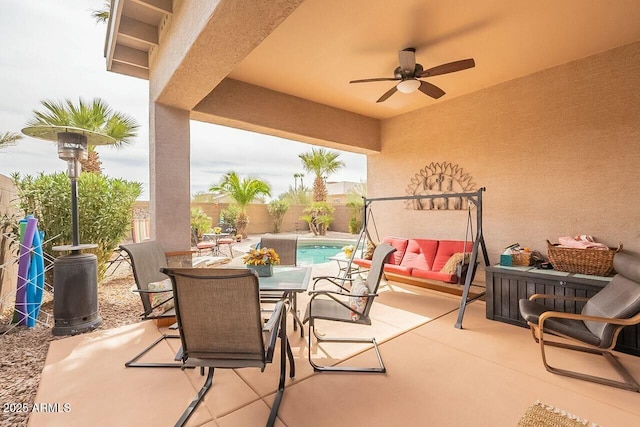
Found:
[0,0,367,200]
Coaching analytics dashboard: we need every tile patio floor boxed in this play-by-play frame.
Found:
[27,249,640,427]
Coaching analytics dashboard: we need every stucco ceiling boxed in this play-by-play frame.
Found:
[106,0,640,121]
[227,0,640,119]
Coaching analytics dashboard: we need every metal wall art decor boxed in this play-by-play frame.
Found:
[405,162,476,210]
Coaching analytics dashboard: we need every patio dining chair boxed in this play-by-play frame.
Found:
[120,241,181,368]
[105,218,150,275]
[191,227,216,256]
[519,251,640,392]
[259,235,304,335]
[303,243,396,373]
[160,267,295,427]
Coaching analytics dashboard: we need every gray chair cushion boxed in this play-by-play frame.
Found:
[582,253,640,345]
[519,299,601,346]
[303,298,372,325]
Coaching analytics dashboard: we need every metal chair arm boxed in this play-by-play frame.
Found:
[309,289,379,299]
[263,301,285,333]
[312,275,353,291]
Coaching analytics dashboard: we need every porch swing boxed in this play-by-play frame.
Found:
[346,188,490,329]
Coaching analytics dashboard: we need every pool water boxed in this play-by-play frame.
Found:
[296,244,344,265]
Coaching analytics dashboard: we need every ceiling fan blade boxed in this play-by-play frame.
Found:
[376,86,398,103]
[418,58,475,78]
[398,48,416,73]
[418,80,445,99]
[350,77,399,84]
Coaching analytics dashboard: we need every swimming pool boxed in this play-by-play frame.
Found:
[296,239,356,265]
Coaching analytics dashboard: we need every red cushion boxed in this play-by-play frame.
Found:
[353,258,372,269]
[196,242,215,249]
[411,268,458,284]
[399,239,439,271]
[384,264,413,275]
[217,238,234,244]
[432,240,474,272]
[381,237,409,265]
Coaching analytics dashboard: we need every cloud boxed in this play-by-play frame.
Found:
[0,0,366,201]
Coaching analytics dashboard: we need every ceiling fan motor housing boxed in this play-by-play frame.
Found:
[394,64,424,80]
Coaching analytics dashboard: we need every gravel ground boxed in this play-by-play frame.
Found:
[0,266,140,427]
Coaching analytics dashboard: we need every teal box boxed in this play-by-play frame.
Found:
[500,254,513,266]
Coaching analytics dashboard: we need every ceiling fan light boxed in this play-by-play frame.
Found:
[397,79,421,94]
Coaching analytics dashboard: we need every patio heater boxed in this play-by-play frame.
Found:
[21,126,115,336]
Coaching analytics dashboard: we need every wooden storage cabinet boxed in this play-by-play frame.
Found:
[485,265,640,356]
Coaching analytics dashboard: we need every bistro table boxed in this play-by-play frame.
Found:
[258,265,312,336]
[327,252,362,278]
[202,232,231,256]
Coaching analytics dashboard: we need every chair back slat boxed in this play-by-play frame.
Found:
[362,243,396,317]
[582,252,640,347]
[164,268,266,364]
[260,235,298,266]
[120,241,168,315]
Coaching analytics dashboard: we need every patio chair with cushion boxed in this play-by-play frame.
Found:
[119,241,181,368]
[191,227,216,256]
[303,243,396,373]
[215,237,234,257]
[519,251,640,391]
[160,267,295,427]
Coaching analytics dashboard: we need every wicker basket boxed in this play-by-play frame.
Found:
[511,251,532,266]
[546,240,621,276]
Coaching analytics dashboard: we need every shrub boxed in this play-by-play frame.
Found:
[0,211,19,303]
[267,199,289,233]
[300,202,334,236]
[220,205,240,227]
[190,208,212,239]
[346,199,364,234]
[12,172,141,281]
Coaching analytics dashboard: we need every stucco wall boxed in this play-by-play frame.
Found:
[0,174,18,311]
[370,42,640,271]
[134,201,354,235]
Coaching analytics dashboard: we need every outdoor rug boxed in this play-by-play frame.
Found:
[518,401,601,427]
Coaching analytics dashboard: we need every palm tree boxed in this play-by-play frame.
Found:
[27,98,139,173]
[91,2,110,24]
[0,131,22,149]
[298,148,345,202]
[209,172,271,237]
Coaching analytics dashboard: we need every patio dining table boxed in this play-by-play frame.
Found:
[258,265,311,336]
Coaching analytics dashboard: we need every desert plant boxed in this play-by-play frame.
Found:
[209,172,271,238]
[91,1,110,23]
[12,172,141,281]
[298,148,345,202]
[26,98,139,173]
[190,208,212,239]
[220,205,240,225]
[300,202,334,236]
[0,131,22,149]
[346,183,366,234]
[279,184,312,206]
[0,210,19,303]
[267,199,289,233]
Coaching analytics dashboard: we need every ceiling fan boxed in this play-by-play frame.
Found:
[349,48,475,103]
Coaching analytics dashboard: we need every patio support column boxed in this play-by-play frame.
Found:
[149,102,190,252]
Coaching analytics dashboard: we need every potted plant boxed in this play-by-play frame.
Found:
[342,245,355,258]
[243,247,280,277]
